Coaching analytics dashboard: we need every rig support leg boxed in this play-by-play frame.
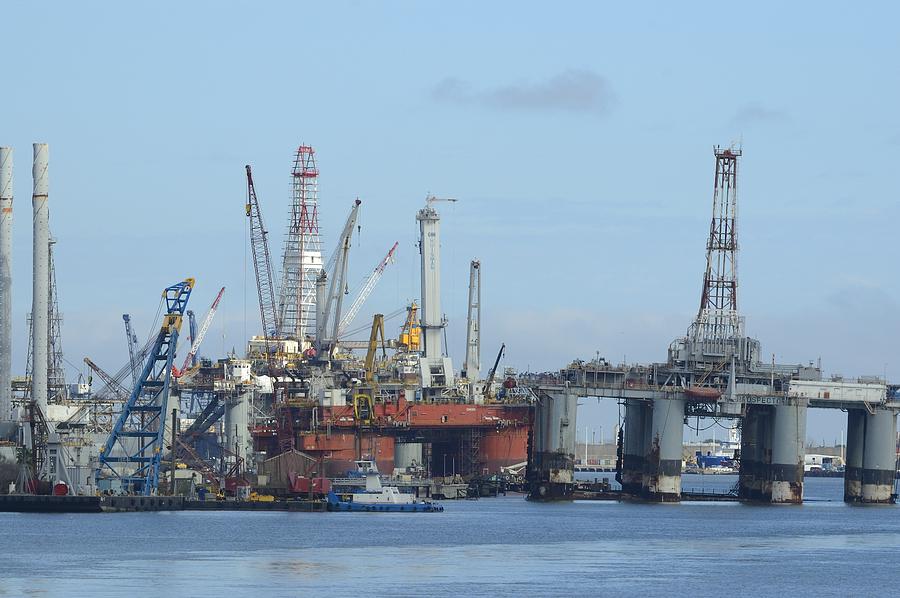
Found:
[621,399,647,495]
[770,401,806,504]
[739,405,774,502]
[739,405,761,501]
[643,398,684,502]
[861,409,897,504]
[527,390,577,501]
[844,409,865,503]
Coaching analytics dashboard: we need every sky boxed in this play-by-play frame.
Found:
[2,1,898,441]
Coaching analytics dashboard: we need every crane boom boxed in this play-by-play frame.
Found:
[122,314,139,387]
[97,278,194,496]
[173,286,224,378]
[338,242,398,336]
[246,166,280,368]
[319,199,362,349]
[84,357,129,401]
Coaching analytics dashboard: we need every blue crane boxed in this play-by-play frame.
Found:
[97,279,195,495]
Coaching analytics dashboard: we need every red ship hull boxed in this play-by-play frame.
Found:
[253,397,531,478]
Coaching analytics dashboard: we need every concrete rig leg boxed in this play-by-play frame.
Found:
[739,405,773,502]
[770,402,807,504]
[861,410,897,504]
[844,409,865,503]
[738,406,760,500]
[621,399,647,495]
[642,398,684,502]
[527,390,577,501]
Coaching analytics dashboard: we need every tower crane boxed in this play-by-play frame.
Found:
[246,165,280,374]
[97,278,194,496]
[172,286,225,378]
[338,241,398,336]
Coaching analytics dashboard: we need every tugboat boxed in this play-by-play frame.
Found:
[326,461,443,513]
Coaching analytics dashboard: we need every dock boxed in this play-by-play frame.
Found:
[0,494,325,513]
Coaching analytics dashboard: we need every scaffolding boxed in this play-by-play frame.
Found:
[277,145,322,344]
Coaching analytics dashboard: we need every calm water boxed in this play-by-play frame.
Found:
[2,475,899,597]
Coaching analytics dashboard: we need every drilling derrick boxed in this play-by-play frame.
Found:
[277,145,322,346]
[692,146,742,343]
[671,145,759,370]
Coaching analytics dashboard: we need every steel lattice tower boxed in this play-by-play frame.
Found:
[277,145,323,342]
[691,146,742,342]
[24,239,66,404]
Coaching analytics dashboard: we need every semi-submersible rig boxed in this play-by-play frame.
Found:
[239,149,532,480]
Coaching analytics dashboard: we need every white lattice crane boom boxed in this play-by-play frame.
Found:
[339,242,398,336]
[173,286,225,378]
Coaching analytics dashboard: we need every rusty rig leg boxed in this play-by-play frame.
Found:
[738,405,761,500]
[621,399,647,496]
[844,409,865,503]
[860,409,897,504]
[770,401,806,504]
[642,398,684,502]
[527,390,577,501]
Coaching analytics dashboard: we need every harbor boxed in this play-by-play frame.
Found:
[0,143,897,512]
[3,3,900,595]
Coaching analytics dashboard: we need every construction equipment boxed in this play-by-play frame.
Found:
[122,314,139,387]
[84,357,129,401]
[245,165,280,373]
[462,259,481,381]
[173,286,225,378]
[187,310,198,367]
[96,278,194,495]
[353,314,385,425]
[317,199,362,353]
[483,343,505,401]
[398,302,421,352]
[338,241,398,336]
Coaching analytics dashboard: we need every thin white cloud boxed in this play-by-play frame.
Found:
[731,102,788,124]
[431,70,616,115]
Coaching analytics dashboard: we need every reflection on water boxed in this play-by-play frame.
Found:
[1,477,898,597]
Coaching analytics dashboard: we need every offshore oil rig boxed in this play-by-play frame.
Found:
[0,143,531,499]
[527,147,900,504]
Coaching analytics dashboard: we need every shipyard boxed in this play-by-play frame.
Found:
[3,2,900,596]
[0,141,897,511]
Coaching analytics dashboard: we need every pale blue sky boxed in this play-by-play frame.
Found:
[3,1,898,439]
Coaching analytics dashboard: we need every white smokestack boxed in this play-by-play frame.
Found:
[32,143,49,414]
[0,147,12,422]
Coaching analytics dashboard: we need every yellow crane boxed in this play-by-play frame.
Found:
[398,302,421,352]
[353,314,386,424]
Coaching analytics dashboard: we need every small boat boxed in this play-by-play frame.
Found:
[326,462,443,513]
[685,386,721,400]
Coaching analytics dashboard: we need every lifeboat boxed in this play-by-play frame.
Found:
[685,386,721,400]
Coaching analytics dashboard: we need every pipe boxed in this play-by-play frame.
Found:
[32,143,49,414]
[0,147,12,423]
